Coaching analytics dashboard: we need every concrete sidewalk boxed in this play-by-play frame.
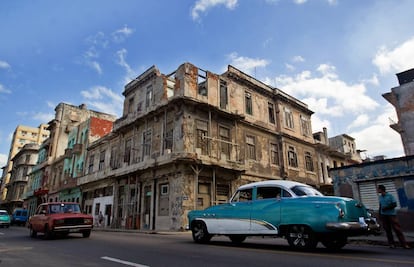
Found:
[93,227,413,248]
[348,231,414,248]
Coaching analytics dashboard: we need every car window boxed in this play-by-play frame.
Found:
[16,211,21,216]
[291,186,323,196]
[256,187,292,199]
[231,188,253,202]
[0,211,8,216]
[49,204,81,214]
[22,211,28,216]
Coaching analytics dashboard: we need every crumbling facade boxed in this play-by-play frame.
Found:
[4,143,39,212]
[383,68,414,156]
[24,103,116,216]
[79,62,320,231]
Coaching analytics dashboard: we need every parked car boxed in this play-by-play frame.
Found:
[28,202,93,239]
[0,209,11,228]
[187,180,380,250]
[11,208,28,226]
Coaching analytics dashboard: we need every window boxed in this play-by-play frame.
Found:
[99,150,105,171]
[287,146,298,168]
[257,187,292,199]
[305,151,314,171]
[128,97,134,113]
[220,80,228,109]
[143,130,152,157]
[88,154,95,174]
[124,139,132,164]
[268,102,275,124]
[232,188,253,202]
[146,85,153,108]
[219,126,230,159]
[300,115,311,136]
[164,122,173,152]
[246,135,256,160]
[159,184,169,216]
[196,120,208,155]
[284,107,294,129]
[245,92,253,115]
[167,76,175,99]
[110,146,118,169]
[270,143,279,165]
[198,69,207,96]
[25,154,31,163]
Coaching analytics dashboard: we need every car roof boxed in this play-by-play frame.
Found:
[237,180,311,190]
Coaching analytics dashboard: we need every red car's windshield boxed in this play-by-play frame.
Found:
[49,204,81,214]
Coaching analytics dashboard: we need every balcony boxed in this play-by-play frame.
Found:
[73,143,83,154]
[389,117,402,133]
[60,177,78,190]
[64,148,72,158]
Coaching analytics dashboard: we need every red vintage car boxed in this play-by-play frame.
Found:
[28,202,93,239]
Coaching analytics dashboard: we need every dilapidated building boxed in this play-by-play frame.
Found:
[79,62,322,231]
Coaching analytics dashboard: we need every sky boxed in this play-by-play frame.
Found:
[1,0,414,169]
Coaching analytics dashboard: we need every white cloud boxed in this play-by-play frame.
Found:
[87,61,103,75]
[81,86,123,116]
[293,0,307,4]
[0,153,7,168]
[292,55,305,63]
[350,105,403,158]
[347,114,369,130]
[0,84,12,94]
[373,36,414,74]
[191,0,238,21]
[275,63,379,115]
[112,25,134,43]
[361,73,379,86]
[227,52,270,75]
[116,48,136,85]
[310,114,331,133]
[285,63,295,71]
[0,60,11,69]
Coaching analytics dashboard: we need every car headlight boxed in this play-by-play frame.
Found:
[84,218,93,224]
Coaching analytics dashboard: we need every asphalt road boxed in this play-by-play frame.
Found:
[0,226,413,267]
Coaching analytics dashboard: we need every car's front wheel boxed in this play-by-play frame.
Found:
[44,225,54,240]
[29,225,37,238]
[321,235,347,250]
[286,225,318,249]
[191,221,212,244]
[82,230,91,238]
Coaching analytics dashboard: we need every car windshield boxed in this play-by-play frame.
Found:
[49,204,81,214]
[0,211,8,216]
[291,186,323,196]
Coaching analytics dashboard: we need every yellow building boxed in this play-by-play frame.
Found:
[0,124,49,208]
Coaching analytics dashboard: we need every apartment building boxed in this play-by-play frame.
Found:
[78,62,319,231]
[0,124,49,210]
[329,134,362,164]
[24,103,116,216]
[4,143,39,212]
[383,68,414,156]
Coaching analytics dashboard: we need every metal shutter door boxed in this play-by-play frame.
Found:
[359,180,400,210]
[359,182,378,210]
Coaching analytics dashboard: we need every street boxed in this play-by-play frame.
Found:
[1,226,413,267]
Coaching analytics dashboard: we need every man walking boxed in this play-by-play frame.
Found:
[377,184,410,249]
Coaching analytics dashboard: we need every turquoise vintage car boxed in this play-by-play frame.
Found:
[188,180,380,250]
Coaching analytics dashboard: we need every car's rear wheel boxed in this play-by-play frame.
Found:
[286,225,318,249]
[82,230,91,238]
[29,225,37,238]
[191,221,212,244]
[321,235,347,250]
[229,235,246,244]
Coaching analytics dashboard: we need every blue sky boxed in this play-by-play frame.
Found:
[1,0,414,168]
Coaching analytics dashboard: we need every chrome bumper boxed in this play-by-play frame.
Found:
[326,217,380,234]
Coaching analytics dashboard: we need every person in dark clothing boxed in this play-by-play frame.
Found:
[377,184,410,249]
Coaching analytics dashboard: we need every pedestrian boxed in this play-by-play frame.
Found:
[377,184,410,249]
[98,211,104,227]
